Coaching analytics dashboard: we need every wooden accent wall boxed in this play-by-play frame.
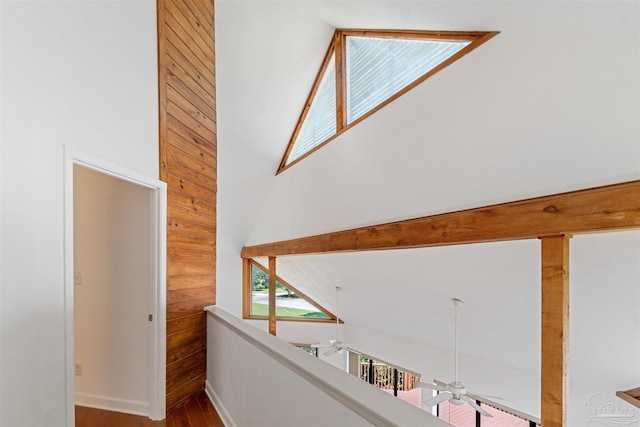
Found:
[157,0,216,411]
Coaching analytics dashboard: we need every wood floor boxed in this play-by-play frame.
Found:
[75,391,224,427]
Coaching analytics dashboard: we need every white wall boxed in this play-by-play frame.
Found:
[73,165,151,415]
[0,2,158,425]
[0,2,4,423]
[569,232,640,426]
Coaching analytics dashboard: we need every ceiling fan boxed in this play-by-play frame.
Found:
[416,298,493,418]
[311,286,351,356]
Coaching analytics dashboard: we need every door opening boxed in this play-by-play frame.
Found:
[63,147,166,426]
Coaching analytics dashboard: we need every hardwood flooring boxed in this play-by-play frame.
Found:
[75,391,224,427]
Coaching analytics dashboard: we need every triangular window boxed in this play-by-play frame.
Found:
[279,29,498,172]
[245,260,334,321]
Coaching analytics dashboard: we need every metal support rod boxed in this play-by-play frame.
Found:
[393,368,398,397]
[452,298,463,384]
[335,286,341,341]
[368,358,374,384]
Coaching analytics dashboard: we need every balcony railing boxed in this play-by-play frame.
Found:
[360,362,420,392]
[205,306,450,427]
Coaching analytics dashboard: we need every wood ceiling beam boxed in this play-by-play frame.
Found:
[241,180,640,258]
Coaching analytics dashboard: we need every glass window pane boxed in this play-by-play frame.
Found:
[295,345,318,357]
[249,263,330,319]
[250,263,270,316]
[286,54,336,164]
[275,281,329,319]
[346,36,470,123]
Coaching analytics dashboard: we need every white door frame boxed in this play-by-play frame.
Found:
[63,146,167,425]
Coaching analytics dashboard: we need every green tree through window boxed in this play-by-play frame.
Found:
[249,262,330,319]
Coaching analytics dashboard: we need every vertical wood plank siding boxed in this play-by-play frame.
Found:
[158,0,216,411]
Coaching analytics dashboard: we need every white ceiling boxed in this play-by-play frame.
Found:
[214,0,640,386]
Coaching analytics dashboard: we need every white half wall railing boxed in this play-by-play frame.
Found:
[205,306,451,427]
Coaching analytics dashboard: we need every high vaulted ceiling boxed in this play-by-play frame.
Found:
[214,0,639,417]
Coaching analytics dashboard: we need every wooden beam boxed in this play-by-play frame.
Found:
[268,256,277,336]
[541,235,570,427]
[242,180,640,258]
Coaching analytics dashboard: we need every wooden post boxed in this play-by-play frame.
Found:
[268,256,277,336]
[242,258,251,318]
[541,235,570,427]
[348,351,360,377]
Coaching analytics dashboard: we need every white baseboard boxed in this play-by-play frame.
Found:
[75,392,149,417]
[205,380,236,427]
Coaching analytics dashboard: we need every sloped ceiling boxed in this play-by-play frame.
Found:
[216,0,639,251]
[215,0,639,384]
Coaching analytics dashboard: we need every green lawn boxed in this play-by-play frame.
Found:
[251,303,329,318]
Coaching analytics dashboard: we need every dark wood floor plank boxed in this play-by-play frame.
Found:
[75,406,90,426]
[185,397,209,426]
[196,392,224,427]
[75,391,222,427]
[170,405,192,427]
[166,412,176,427]
[89,407,125,427]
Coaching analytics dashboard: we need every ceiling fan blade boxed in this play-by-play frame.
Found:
[424,392,452,407]
[415,382,445,391]
[472,393,504,401]
[433,379,448,388]
[461,396,493,417]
